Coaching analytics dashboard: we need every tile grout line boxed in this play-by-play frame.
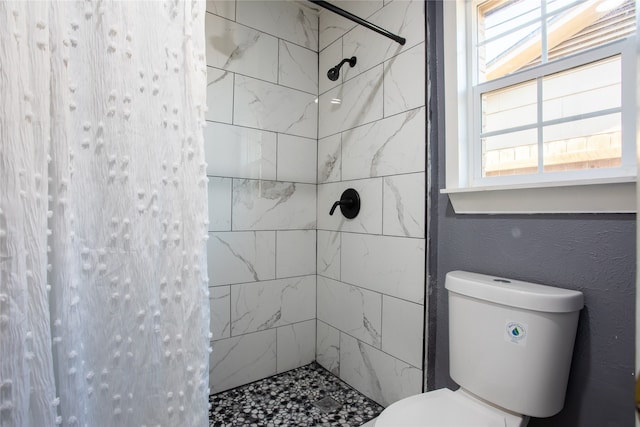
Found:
[229,178,233,232]
[316,272,424,306]
[315,8,321,369]
[231,72,235,125]
[380,294,384,353]
[205,104,425,141]
[274,230,278,283]
[206,8,319,54]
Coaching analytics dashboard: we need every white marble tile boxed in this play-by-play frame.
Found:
[277,134,317,184]
[279,40,318,95]
[331,1,384,19]
[207,231,276,286]
[319,38,343,95]
[384,43,426,117]
[340,333,422,406]
[318,65,383,139]
[276,230,316,278]
[341,233,424,304]
[210,286,231,341]
[318,1,383,51]
[231,275,316,335]
[317,179,382,234]
[209,329,277,393]
[234,75,318,139]
[342,0,425,81]
[319,10,351,52]
[277,320,316,373]
[317,133,341,184]
[383,173,425,238]
[206,67,233,124]
[205,13,278,83]
[208,177,232,231]
[316,320,340,376]
[236,1,318,50]
[317,276,382,348]
[382,295,423,368]
[341,107,425,180]
[317,230,340,280]
[204,122,277,181]
[206,0,236,20]
[232,180,316,230]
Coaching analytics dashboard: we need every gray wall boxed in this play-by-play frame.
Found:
[427,2,636,426]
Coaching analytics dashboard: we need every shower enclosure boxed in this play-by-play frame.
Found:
[205,0,426,407]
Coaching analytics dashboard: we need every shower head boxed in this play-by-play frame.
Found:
[327,56,357,81]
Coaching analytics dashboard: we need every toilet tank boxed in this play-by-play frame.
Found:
[446,271,583,418]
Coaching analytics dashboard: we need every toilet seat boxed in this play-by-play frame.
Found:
[374,388,526,427]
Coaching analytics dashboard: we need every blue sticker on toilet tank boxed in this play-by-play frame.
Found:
[505,321,528,345]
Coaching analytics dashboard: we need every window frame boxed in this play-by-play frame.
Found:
[441,0,637,214]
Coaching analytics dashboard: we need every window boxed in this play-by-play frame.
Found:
[442,0,637,213]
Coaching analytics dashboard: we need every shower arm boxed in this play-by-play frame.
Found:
[334,57,353,71]
[307,0,406,46]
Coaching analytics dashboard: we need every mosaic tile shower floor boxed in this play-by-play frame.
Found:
[209,362,384,426]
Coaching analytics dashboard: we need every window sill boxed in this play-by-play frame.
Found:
[441,177,636,214]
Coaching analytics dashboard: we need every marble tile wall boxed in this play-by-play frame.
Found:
[205,0,319,394]
[205,0,427,403]
[316,0,426,408]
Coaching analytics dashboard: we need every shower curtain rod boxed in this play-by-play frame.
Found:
[307,0,406,45]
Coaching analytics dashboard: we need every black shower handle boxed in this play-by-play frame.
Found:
[329,188,361,219]
[329,198,354,216]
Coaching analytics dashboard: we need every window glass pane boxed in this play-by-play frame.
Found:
[479,0,541,41]
[542,56,621,121]
[482,128,538,177]
[546,0,584,14]
[479,22,542,82]
[543,0,635,64]
[482,80,537,133]
[476,0,635,82]
[542,113,621,172]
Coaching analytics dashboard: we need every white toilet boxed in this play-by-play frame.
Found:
[375,270,584,427]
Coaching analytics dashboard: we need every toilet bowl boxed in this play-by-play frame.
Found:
[375,388,527,427]
[373,271,583,427]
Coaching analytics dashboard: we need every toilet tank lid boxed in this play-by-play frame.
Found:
[445,271,584,313]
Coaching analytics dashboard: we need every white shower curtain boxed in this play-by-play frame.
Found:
[0,1,210,426]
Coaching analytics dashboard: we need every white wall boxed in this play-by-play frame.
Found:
[316,0,427,407]
[204,0,319,394]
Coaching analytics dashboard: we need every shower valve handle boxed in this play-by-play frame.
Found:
[330,199,353,216]
[329,188,361,219]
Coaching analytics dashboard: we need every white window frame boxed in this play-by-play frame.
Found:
[441,0,637,214]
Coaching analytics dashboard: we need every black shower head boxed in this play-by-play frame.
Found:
[327,67,340,81]
[327,56,357,81]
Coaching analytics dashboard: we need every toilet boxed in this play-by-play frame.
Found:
[375,270,584,426]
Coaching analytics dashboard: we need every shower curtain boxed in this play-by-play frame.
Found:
[0,1,210,426]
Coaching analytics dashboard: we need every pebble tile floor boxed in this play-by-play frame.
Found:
[209,362,384,426]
